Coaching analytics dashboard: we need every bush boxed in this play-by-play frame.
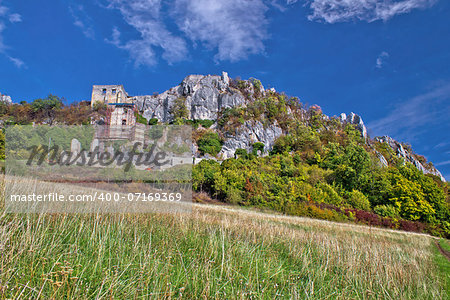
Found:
[252,142,265,156]
[315,183,344,206]
[235,148,248,159]
[148,118,158,125]
[170,97,188,121]
[135,113,148,125]
[193,192,213,203]
[374,205,399,218]
[227,188,243,205]
[197,132,222,156]
[198,119,214,128]
[346,190,371,211]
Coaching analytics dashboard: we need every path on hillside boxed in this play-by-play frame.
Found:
[435,240,450,261]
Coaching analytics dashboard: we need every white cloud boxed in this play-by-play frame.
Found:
[0,22,5,51]
[7,55,25,68]
[376,51,389,68]
[0,6,7,17]
[106,0,188,66]
[100,0,436,66]
[368,83,450,141]
[105,0,268,66]
[8,13,21,23]
[435,160,450,167]
[306,0,437,23]
[173,0,268,62]
[0,1,24,68]
[69,5,95,39]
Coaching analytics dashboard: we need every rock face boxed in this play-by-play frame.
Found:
[125,72,444,181]
[218,120,283,159]
[134,72,247,122]
[134,72,282,159]
[375,136,446,182]
[340,112,367,139]
[0,93,12,104]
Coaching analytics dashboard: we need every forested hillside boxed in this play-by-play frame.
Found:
[1,75,448,237]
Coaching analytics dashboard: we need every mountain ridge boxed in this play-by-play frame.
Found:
[127,71,445,182]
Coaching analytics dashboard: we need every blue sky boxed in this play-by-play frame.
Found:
[0,0,449,179]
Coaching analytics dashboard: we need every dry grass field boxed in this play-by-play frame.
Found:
[0,176,448,299]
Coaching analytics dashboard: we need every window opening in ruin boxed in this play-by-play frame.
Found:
[102,89,107,94]
[122,119,127,125]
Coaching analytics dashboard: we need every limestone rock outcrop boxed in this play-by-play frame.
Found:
[134,72,247,122]
[340,112,367,139]
[375,136,445,181]
[0,93,12,103]
[125,72,445,181]
[218,120,283,159]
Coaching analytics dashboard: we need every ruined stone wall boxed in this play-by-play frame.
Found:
[91,85,129,107]
[110,106,136,126]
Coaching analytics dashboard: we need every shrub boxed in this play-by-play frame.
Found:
[252,142,265,156]
[346,190,371,211]
[227,188,243,205]
[135,113,148,125]
[197,132,222,156]
[235,148,248,159]
[148,118,158,125]
[374,205,399,218]
[198,119,214,128]
[193,192,213,203]
[315,183,344,206]
[170,97,188,121]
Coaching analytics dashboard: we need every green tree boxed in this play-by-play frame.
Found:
[346,190,371,211]
[235,148,248,159]
[170,97,188,123]
[197,132,222,156]
[387,173,435,222]
[252,142,265,156]
[31,94,63,125]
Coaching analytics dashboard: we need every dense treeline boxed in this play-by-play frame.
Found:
[0,94,104,126]
[192,81,450,237]
[1,88,449,237]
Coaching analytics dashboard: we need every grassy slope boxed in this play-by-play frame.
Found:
[434,239,450,296]
[0,203,448,299]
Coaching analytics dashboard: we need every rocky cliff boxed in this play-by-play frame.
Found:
[133,72,285,159]
[374,136,445,182]
[130,72,444,181]
[0,93,12,104]
[134,72,246,122]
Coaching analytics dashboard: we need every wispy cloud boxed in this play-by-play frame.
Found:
[7,55,25,68]
[434,142,450,149]
[97,0,437,66]
[368,83,450,141]
[173,0,268,62]
[105,0,188,67]
[376,51,389,68]
[104,0,268,66]
[435,160,450,167]
[0,1,24,68]
[69,5,95,39]
[306,0,437,23]
[8,13,21,23]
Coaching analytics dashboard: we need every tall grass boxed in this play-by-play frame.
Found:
[0,177,447,299]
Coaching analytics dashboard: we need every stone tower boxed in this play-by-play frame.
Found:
[91,85,130,107]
